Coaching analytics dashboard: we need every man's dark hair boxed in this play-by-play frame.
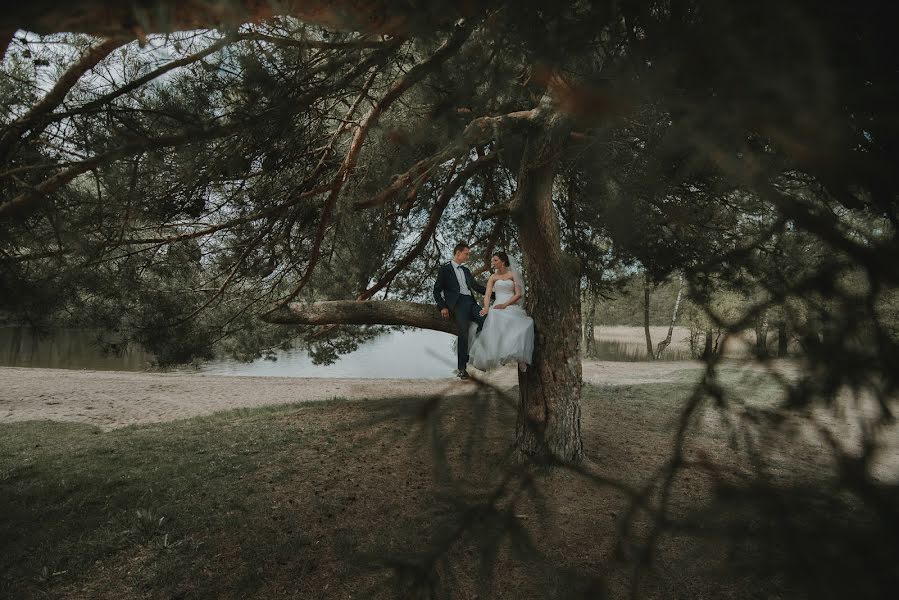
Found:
[493,251,510,266]
[453,242,469,255]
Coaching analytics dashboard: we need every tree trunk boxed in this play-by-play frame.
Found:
[702,328,713,359]
[643,272,654,360]
[582,288,597,357]
[655,274,684,359]
[777,320,788,357]
[755,311,769,358]
[510,107,583,463]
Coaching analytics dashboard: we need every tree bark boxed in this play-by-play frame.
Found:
[777,319,789,357]
[510,106,583,463]
[655,274,683,359]
[582,288,597,357]
[0,37,127,163]
[263,300,455,334]
[643,272,654,360]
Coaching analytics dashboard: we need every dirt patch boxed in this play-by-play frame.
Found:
[0,360,714,430]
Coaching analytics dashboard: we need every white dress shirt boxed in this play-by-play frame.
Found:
[450,260,471,295]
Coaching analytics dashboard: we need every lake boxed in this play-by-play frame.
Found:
[0,327,459,378]
[0,325,701,377]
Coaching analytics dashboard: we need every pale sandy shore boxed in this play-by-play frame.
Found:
[0,361,704,430]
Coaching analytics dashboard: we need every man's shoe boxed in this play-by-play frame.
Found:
[458,370,470,380]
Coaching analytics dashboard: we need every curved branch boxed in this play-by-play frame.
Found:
[43,34,394,124]
[352,150,449,210]
[0,120,250,219]
[119,183,330,245]
[0,40,392,221]
[358,152,498,300]
[275,20,473,307]
[51,35,239,120]
[262,299,455,334]
[353,109,537,212]
[0,37,127,157]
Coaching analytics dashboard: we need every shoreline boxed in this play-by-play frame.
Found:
[0,360,735,430]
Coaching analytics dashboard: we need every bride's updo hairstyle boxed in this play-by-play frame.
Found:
[493,251,510,267]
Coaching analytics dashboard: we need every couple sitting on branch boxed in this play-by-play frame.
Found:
[433,242,534,380]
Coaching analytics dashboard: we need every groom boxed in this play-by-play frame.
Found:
[433,242,488,380]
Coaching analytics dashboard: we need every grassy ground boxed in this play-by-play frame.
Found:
[1,370,895,599]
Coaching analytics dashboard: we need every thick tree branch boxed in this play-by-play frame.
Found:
[48,35,240,121]
[0,37,127,158]
[262,299,455,334]
[460,109,538,146]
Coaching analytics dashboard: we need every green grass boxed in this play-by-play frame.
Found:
[0,393,522,599]
[1,377,894,599]
[1,406,319,598]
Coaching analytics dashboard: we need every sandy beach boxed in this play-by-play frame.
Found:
[0,361,701,430]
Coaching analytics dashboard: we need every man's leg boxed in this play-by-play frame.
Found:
[469,299,486,332]
[454,300,472,372]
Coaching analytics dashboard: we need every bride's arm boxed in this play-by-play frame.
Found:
[505,280,523,306]
[480,275,496,315]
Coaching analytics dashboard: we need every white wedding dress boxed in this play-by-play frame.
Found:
[468,278,534,371]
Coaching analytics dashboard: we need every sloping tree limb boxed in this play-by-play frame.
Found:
[273,20,473,307]
[0,37,127,159]
[263,299,455,334]
[120,184,331,245]
[41,34,241,122]
[304,66,381,189]
[0,120,249,218]
[1,40,395,221]
[357,152,498,300]
[351,107,538,214]
[40,33,394,125]
[352,150,450,210]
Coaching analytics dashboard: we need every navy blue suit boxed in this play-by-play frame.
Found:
[433,262,487,372]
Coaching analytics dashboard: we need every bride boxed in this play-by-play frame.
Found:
[467,251,534,371]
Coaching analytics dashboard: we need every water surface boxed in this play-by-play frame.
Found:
[0,325,698,378]
[0,327,458,378]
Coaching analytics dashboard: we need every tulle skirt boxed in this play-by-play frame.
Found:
[468,303,534,371]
